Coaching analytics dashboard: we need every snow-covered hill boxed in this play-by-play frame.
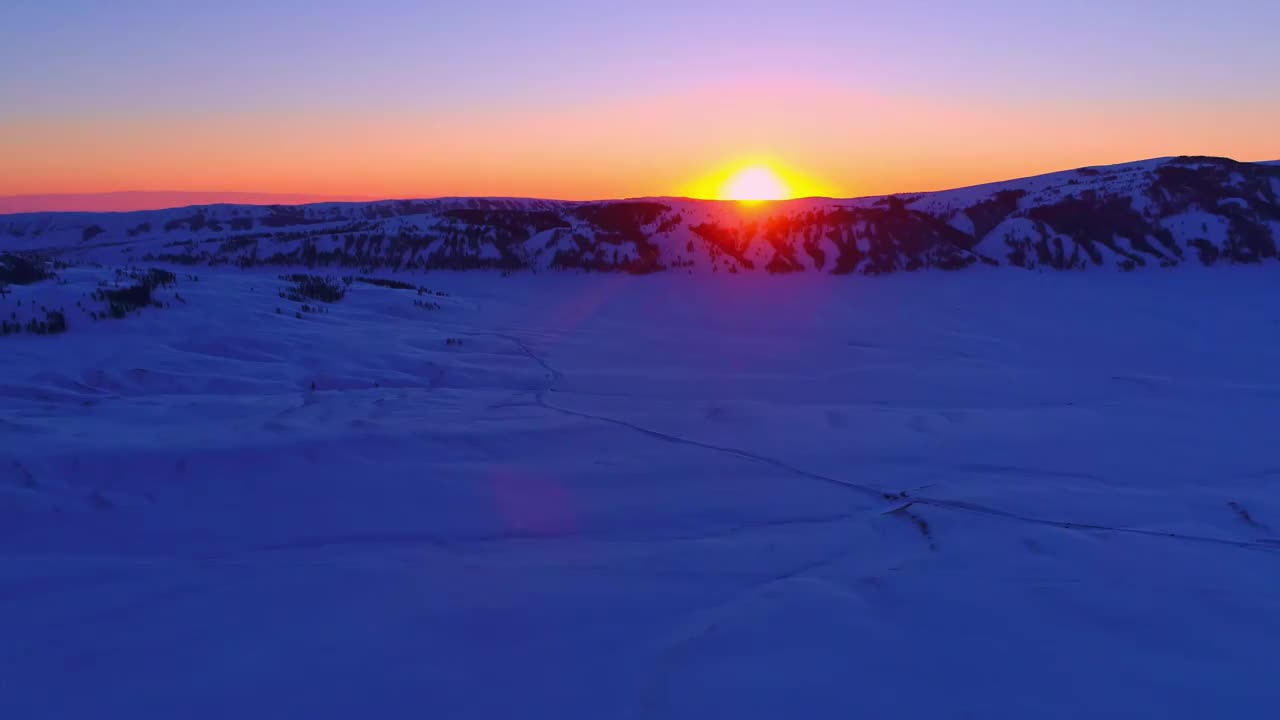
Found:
[4,156,1278,274]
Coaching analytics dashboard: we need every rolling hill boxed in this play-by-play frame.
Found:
[3,156,1278,275]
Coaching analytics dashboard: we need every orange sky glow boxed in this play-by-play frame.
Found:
[6,85,1276,205]
[5,70,1280,212]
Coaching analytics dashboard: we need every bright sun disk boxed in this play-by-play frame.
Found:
[720,166,790,202]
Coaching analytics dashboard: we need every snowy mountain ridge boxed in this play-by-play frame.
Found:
[3,156,1278,274]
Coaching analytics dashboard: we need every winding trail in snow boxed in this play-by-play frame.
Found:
[537,396,886,501]
[490,330,1280,556]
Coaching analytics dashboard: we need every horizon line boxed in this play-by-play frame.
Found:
[3,155,1277,215]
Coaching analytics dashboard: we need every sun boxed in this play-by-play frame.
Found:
[683,159,829,202]
[719,166,791,202]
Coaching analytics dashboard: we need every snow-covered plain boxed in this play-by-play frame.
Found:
[3,265,1280,718]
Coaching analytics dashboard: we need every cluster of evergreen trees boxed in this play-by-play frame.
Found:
[0,309,67,336]
[278,274,346,303]
[88,268,177,319]
[92,283,154,318]
[353,276,415,290]
[0,253,53,286]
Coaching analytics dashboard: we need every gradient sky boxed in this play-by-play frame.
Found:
[3,0,1278,206]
